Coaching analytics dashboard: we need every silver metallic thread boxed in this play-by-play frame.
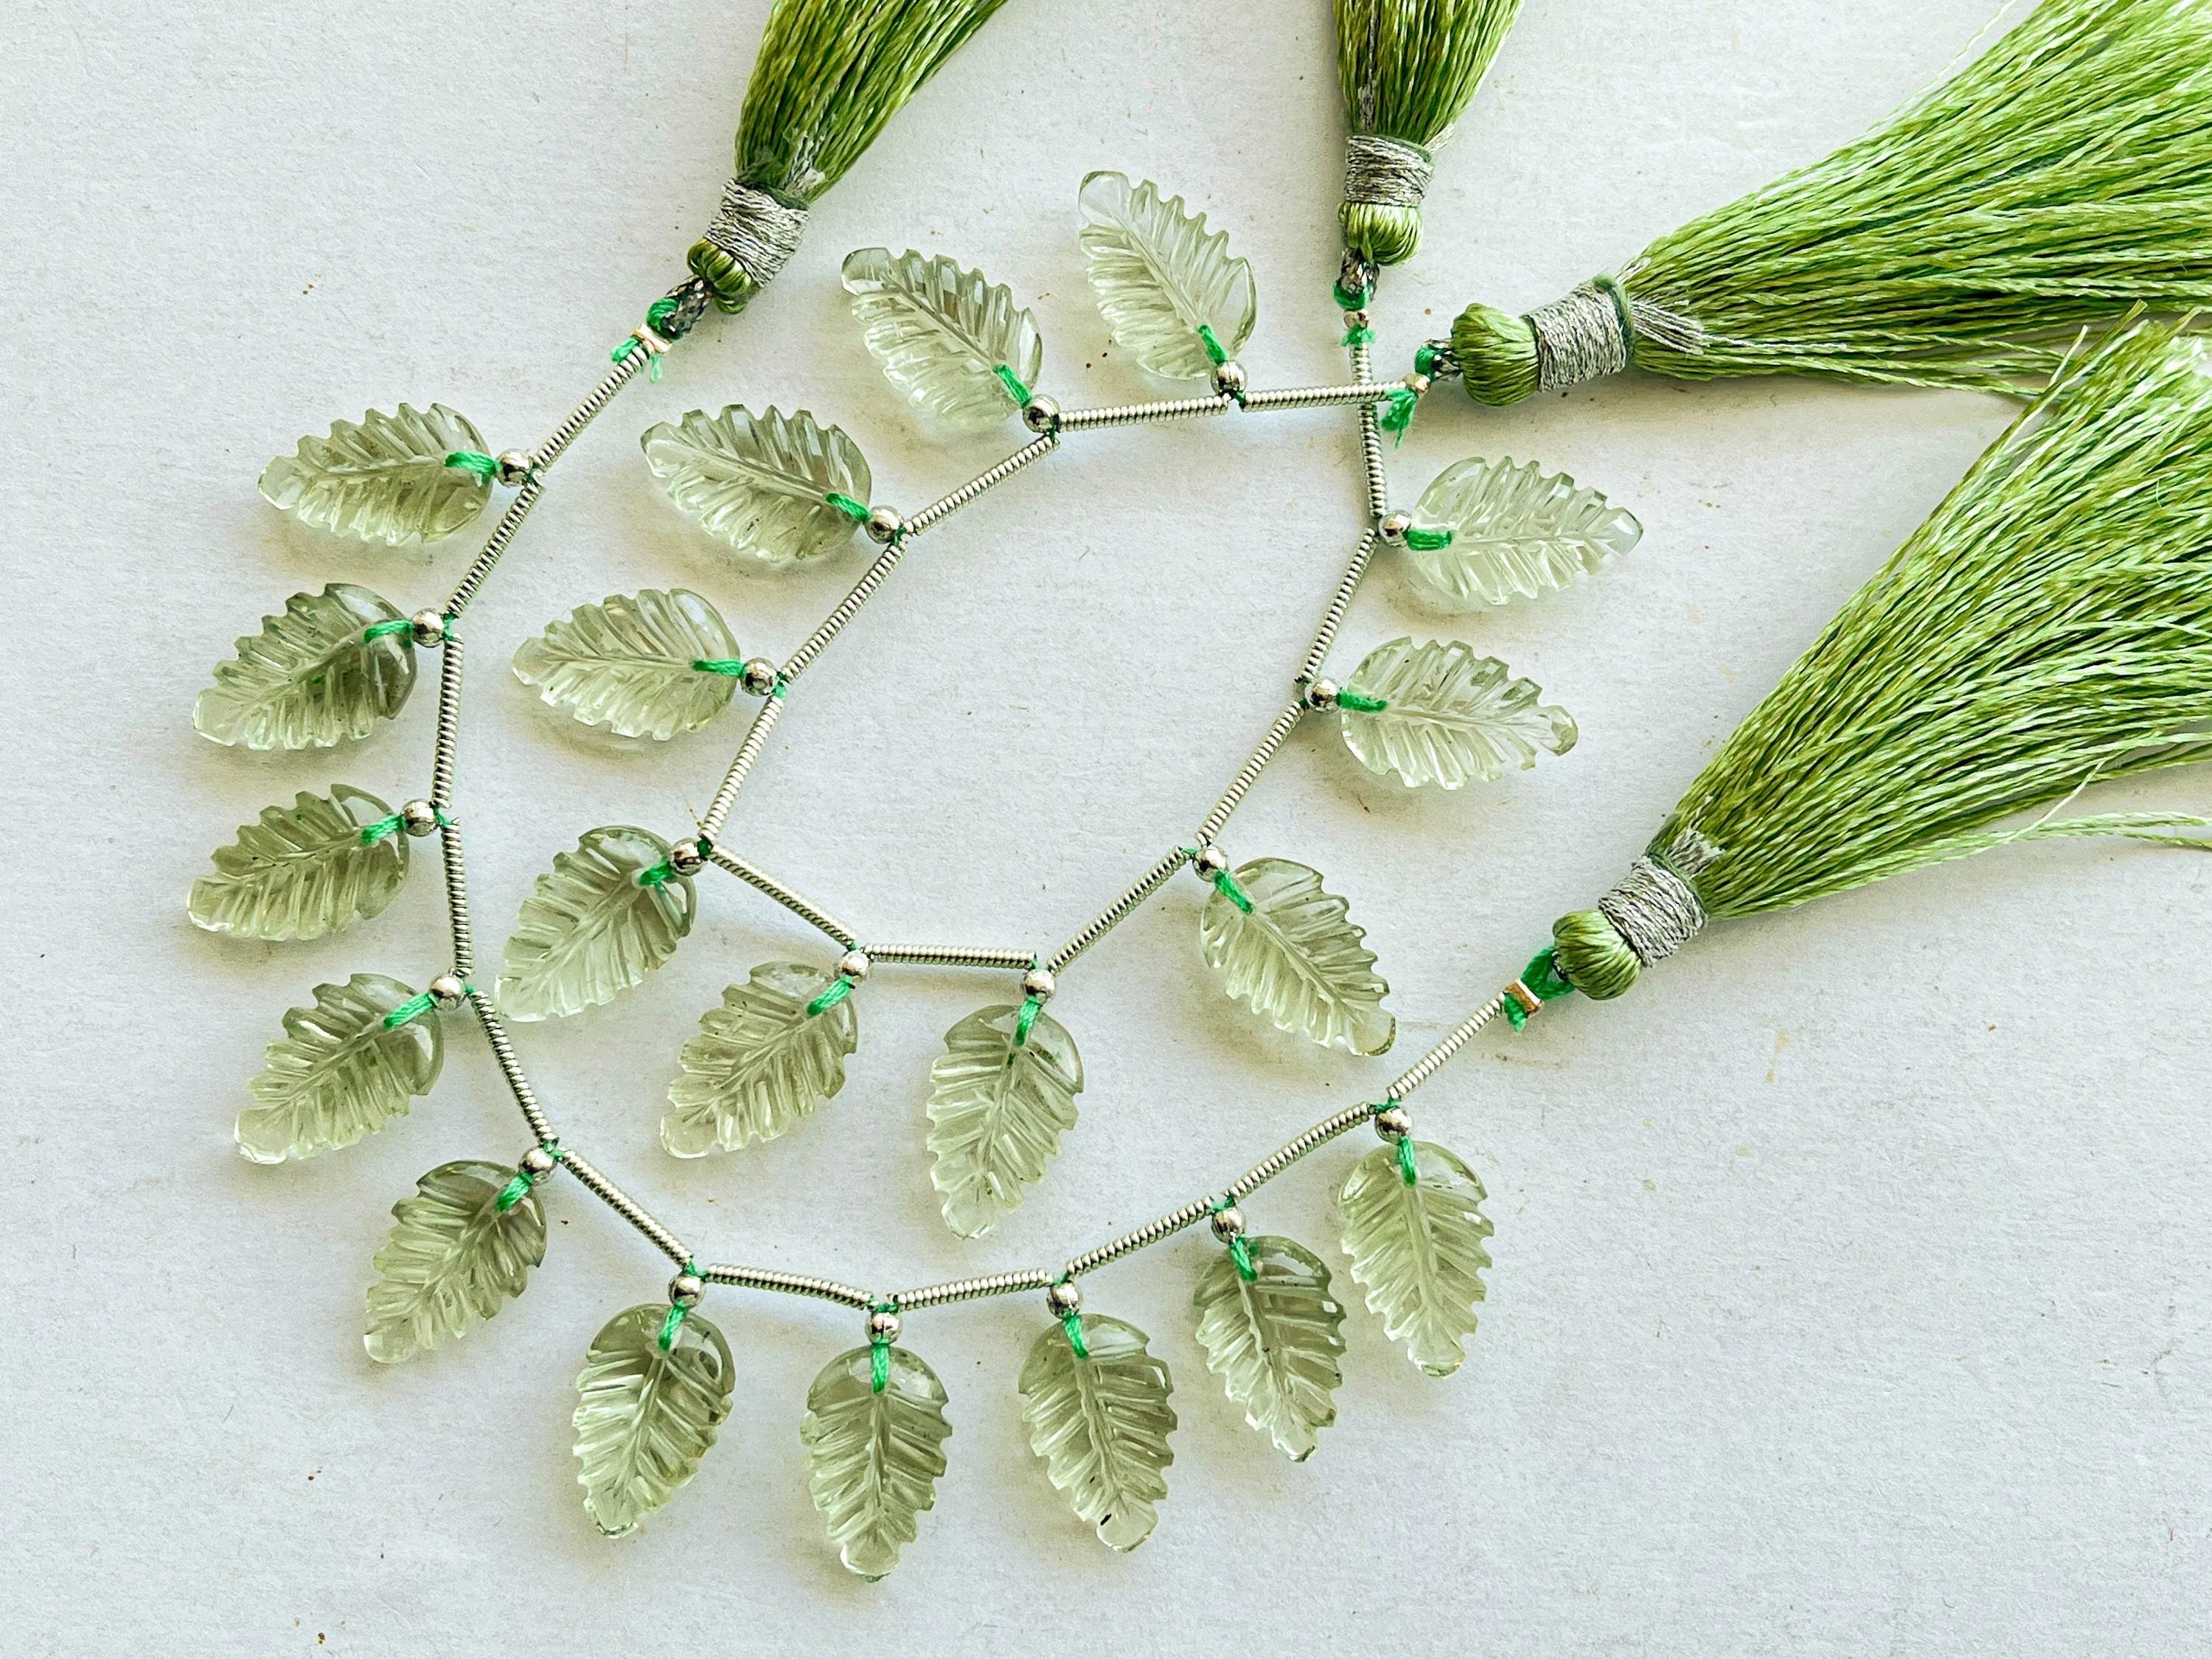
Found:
[1387,991,1512,1099]
[705,845,858,947]
[1343,133,1433,207]
[697,696,786,841]
[444,476,546,618]
[700,179,809,290]
[1301,531,1379,684]
[868,944,1037,970]
[1528,279,1707,392]
[1238,383,1395,411]
[560,1149,692,1267]
[1598,830,1719,967]
[468,992,555,1144]
[1350,339,1389,522]
[902,434,1058,536]
[1197,702,1307,843]
[1045,847,1193,976]
[1054,394,1235,432]
[701,1262,872,1310]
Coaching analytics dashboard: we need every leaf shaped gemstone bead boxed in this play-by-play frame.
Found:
[1338,1139,1494,1377]
[800,1344,953,1580]
[841,247,1044,432]
[1200,858,1394,1054]
[495,826,694,1021]
[237,973,443,1163]
[512,588,742,741]
[363,1159,546,1364]
[1191,1236,1348,1461]
[1077,171,1257,382]
[1404,456,1643,611]
[189,784,408,941]
[641,405,870,568]
[574,1304,736,1537]
[1340,637,1578,789]
[258,403,493,546]
[924,1003,1084,1239]
[1018,1314,1175,1552]
[194,583,417,749]
[663,963,860,1155]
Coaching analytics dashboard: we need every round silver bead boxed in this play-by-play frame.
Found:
[667,838,707,877]
[1401,370,1431,397]
[865,505,905,544]
[408,608,448,647]
[868,1309,902,1343]
[1021,396,1060,435]
[669,1272,703,1309]
[398,799,440,838]
[1211,360,1248,397]
[1377,510,1413,546]
[1304,677,1340,710]
[739,657,779,696]
[1341,307,1371,332]
[495,449,534,487]
[1209,1205,1245,1242]
[1192,844,1231,880]
[427,975,468,1009]
[519,1145,557,1178]
[1021,966,1056,1001]
[1046,1280,1082,1317]
[835,948,872,984]
[1373,1105,1413,1142]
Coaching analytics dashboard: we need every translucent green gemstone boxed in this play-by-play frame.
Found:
[1018,1313,1175,1552]
[641,405,870,567]
[237,973,442,1163]
[663,963,859,1155]
[512,588,741,740]
[1199,857,1394,1054]
[1191,1234,1346,1461]
[1404,456,1642,611]
[364,1159,545,1364]
[1338,1139,1493,1376]
[924,1003,1083,1238]
[841,246,1044,431]
[193,583,416,750]
[258,403,493,546]
[800,1343,953,1579]
[189,784,408,941]
[574,1304,735,1537]
[1339,636,1578,789]
[495,826,694,1020]
[1078,171,1257,382]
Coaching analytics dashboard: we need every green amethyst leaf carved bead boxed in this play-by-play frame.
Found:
[1340,636,1578,789]
[663,962,860,1156]
[1404,456,1642,611]
[364,1158,546,1364]
[1191,1234,1347,1461]
[800,1343,953,1580]
[258,403,493,546]
[1338,1139,1494,1377]
[574,1303,736,1537]
[924,1003,1083,1239]
[495,826,694,1021]
[189,784,408,941]
[841,246,1045,431]
[1078,171,1257,382]
[237,973,442,1163]
[1200,858,1394,1054]
[194,582,417,749]
[512,588,742,741]
[641,405,870,568]
[1018,1313,1175,1552]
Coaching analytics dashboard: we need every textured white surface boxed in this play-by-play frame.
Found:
[4,1,2210,1653]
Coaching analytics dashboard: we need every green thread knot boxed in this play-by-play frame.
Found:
[1506,947,1577,1030]
[1013,995,1042,1047]
[645,296,681,333]
[1378,383,1420,445]
[443,450,500,480]
[1396,1135,1419,1186]
[1211,867,1254,914]
[380,988,449,1030]
[1333,277,1374,310]
[993,364,1033,407]
[636,861,676,889]
[1413,342,1443,378]
[1197,323,1228,366]
[1228,1235,1257,1282]
[691,658,747,676]
[362,618,415,643]
[1341,324,1376,348]
[1334,688,1388,713]
[657,1301,689,1351]
[1060,1310,1090,1360]
[612,335,664,382]
[1402,526,1453,552]
[807,975,855,1018]
[824,492,870,524]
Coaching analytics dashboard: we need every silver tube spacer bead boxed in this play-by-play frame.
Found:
[667,838,706,877]
[1377,511,1413,546]
[868,1308,902,1343]
[1373,1105,1413,1141]
[400,799,441,838]
[519,1145,557,1178]
[495,449,534,487]
[1021,966,1056,1001]
[1209,1205,1245,1241]
[669,1272,703,1308]
[428,975,468,1009]
[835,948,872,983]
[1192,844,1231,880]
[1021,396,1060,435]
[409,609,448,647]
[1211,360,1247,398]
[1303,677,1340,710]
[740,657,779,696]
[1046,1280,1082,1317]
[866,505,905,544]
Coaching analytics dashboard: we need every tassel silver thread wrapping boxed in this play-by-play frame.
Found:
[1343,132,1434,209]
[700,179,810,290]
[1598,829,1719,967]
[1527,278,1707,392]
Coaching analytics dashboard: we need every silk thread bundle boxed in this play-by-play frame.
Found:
[1336,0,1525,266]
[689,0,1011,310]
[1543,320,2212,1001]
[1444,0,2212,405]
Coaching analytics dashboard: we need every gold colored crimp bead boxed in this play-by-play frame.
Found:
[1505,979,1543,1018]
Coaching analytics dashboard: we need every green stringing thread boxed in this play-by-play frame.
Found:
[1396,1135,1419,1186]
[1197,323,1228,366]
[1378,383,1420,445]
[1333,278,1374,310]
[869,1299,897,1394]
[656,1262,703,1351]
[611,335,665,382]
[382,981,469,1031]
[807,975,855,1017]
[1505,947,1579,1031]
[770,680,789,700]
[1341,324,1377,347]
[1060,1310,1090,1360]
[362,618,415,643]
[1013,995,1042,1047]
[824,491,870,523]
[691,658,747,675]
[644,296,681,333]
[1227,1235,1257,1282]
[1402,526,1453,552]
[494,1144,559,1212]
[1413,342,1443,378]
[993,364,1032,407]
[636,861,675,888]
[442,450,499,479]
[1211,867,1254,914]
[1334,688,1388,713]
[360,807,449,846]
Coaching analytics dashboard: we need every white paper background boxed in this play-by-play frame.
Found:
[5,1,2210,1652]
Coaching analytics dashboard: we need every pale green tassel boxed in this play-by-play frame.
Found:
[1337,0,1524,268]
[1450,0,2212,404]
[688,0,1009,309]
[1552,320,2212,997]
